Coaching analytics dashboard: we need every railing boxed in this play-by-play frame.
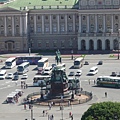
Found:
[19,5,78,10]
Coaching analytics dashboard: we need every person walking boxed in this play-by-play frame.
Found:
[69,112,72,118]
[105,92,107,97]
[43,110,45,116]
[88,79,90,85]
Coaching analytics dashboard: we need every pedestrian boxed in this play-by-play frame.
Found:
[24,104,26,110]
[49,103,51,110]
[69,112,72,118]
[26,84,28,88]
[88,79,90,85]
[71,114,73,120]
[94,80,96,84]
[51,114,54,120]
[46,110,48,116]
[43,110,45,116]
[105,92,107,97]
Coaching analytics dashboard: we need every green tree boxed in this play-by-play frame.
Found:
[81,102,120,120]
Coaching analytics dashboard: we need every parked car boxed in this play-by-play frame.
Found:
[68,71,75,77]
[12,75,19,80]
[84,61,89,65]
[98,60,103,65]
[75,70,82,76]
[117,72,120,77]
[6,73,13,79]
[111,72,117,76]
[21,74,28,79]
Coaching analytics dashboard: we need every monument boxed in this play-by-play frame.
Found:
[47,65,71,99]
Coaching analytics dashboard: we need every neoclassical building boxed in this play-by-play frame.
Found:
[0,0,120,53]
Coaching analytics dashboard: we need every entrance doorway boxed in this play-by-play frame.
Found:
[5,40,14,52]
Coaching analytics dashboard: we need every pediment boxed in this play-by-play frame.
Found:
[0,6,20,12]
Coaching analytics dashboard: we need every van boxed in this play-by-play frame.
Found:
[0,70,7,79]
[88,66,98,75]
[43,66,53,75]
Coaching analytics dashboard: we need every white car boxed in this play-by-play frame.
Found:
[75,70,82,77]
[21,74,28,79]
[6,73,13,79]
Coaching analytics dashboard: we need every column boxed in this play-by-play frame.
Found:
[103,15,106,32]
[4,16,7,36]
[65,14,67,33]
[87,15,89,33]
[34,15,36,34]
[86,39,89,50]
[24,12,28,35]
[20,16,23,36]
[102,39,105,50]
[50,14,52,34]
[12,16,15,36]
[79,15,81,33]
[42,15,44,34]
[110,37,113,50]
[73,14,75,32]
[57,14,60,33]
[78,38,81,50]
[111,14,113,32]
[95,15,97,32]
[94,39,97,50]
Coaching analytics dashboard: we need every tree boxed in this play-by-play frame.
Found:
[81,102,120,120]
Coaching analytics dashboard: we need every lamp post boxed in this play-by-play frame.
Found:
[30,105,33,120]
[60,95,63,120]
[117,29,120,60]
[29,39,32,56]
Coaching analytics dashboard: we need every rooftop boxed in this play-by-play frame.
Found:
[1,0,79,10]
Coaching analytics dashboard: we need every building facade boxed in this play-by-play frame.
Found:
[0,0,120,53]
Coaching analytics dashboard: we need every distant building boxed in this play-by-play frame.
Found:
[0,0,119,53]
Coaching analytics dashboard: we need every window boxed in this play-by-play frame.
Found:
[53,15,56,20]
[45,16,48,20]
[38,41,41,47]
[68,24,73,32]
[30,16,33,20]
[30,26,34,33]
[37,26,41,33]
[115,16,118,20]
[45,24,49,32]
[53,41,57,47]
[61,15,64,20]
[69,40,73,47]
[61,40,65,47]
[53,24,57,32]
[38,16,40,20]
[16,25,19,34]
[60,24,65,32]
[68,15,72,20]
[82,16,86,20]
[46,41,49,47]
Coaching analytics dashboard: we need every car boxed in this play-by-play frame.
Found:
[6,73,13,79]
[98,60,103,65]
[84,61,89,65]
[117,72,120,77]
[21,74,28,79]
[111,72,117,76]
[75,70,82,76]
[68,71,75,77]
[12,75,19,80]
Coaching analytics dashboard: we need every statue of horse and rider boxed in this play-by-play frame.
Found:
[55,49,62,64]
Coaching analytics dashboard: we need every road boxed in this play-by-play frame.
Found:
[0,53,120,120]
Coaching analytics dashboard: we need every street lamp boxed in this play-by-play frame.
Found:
[30,105,33,120]
[60,95,63,120]
[29,39,32,56]
[117,29,120,59]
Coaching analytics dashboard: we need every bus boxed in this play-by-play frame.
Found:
[33,75,51,87]
[17,62,30,74]
[5,57,17,69]
[37,58,49,74]
[16,56,42,65]
[96,76,120,88]
[74,57,84,68]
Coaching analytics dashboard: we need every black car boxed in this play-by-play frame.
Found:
[98,61,103,65]
[12,75,19,80]
[111,72,117,77]
[84,61,89,65]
